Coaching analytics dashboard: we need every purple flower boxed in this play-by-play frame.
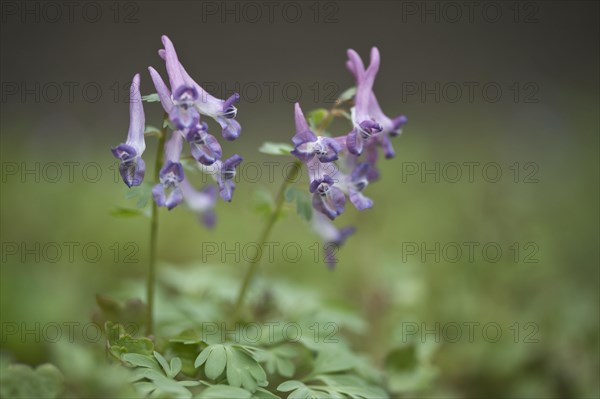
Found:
[346,163,374,210]
[217,154,243,202]
[346,48,408,159]
[149,66,223,166]
[111,74,146,187]
[180,179,217,228]
[364,144,381,181]
[309,175,346,220]
[345,47,383,155]
[311,212,355,269]
[152,132,185,210]
[198,154,243,202]
[291,103,342,163]
[185,121,222,166]
[156,36,242,141]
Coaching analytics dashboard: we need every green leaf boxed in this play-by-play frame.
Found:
[261,345,298,378]
[198,385,252,399]
[385,345,418,371]
[142,93,160,102]
[170,357,182,378]
[0,363,64,399]
[310,349,354,375]
[153,351,171,375]
[205,345,227,380]
[307,108,329,131]
[196,345,268,392]
[127,351,199,398]
[122,353,160,371]
[253,188,275,217]
[277,380,305,392]
[123,181,153,208]
[277,381,329,399]
[336,87,356,104]
[163,118,174,129]
[143,125,162,137]
[253,387,283,398]
[135,370,197,398]
[284,186,298,203]
[280,374,387,399]
[295,191,313,222]
[259,142,294,156]
[104,322,154,359]
[313,374,388,399]
[110,206,149,219]
[384,343,438,393]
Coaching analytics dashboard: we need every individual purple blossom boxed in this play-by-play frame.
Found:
[185,121,222,166]
[160,36,201,130]
[346,48,408,159]
[111,74,146,187]
[198,154,243,202]
[345,47,383,156]
[152,132,185,210]
[291,103,342,163]
[311,212,355,269]
[345,163,374,210]
[217,154,243,201]
[309,175,346,220]
[180,179,217,228]
[149,66,223,166]
[156,36,242,141]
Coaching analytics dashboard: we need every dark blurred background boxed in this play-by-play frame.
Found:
[1,1,599,398]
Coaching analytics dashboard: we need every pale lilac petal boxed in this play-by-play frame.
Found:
[312,137,341,163]
[202,210,217,229]
[324,226,355,269]
[346,49,366,81]
[112,74,146,187]
[112,144,145,187]
[217,117,241,141]
[346,128,364,156]
[181,179,217,224]
[391,115,408,137]
[311,212,355,269]
[218,179,235,202]
[148,66,173,113]
[164,132,183,163]
[159,161,184,183]
[291,144,315,163]
[152,183,183,210]
[126,74,145,155]
[349,190,373,210]
[311,176,345,220]
[222,154,243,171]
[161,35,187,91]
[293,103,314,143]
[169,105,200,130]
[380,134,395,159]
[312,186,345,220]
[190,135,222,165]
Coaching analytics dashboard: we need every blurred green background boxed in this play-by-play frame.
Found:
[1,1,598,397]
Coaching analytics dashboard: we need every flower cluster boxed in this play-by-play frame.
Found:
[112,36,243,227]
[291,47,407,266]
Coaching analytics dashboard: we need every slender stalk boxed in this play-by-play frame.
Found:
[234,159,302,313]
[233,103,348,313]
[146,116,167,336]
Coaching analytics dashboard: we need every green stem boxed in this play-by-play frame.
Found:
[234,159,302,313]
[146,116,167,336]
